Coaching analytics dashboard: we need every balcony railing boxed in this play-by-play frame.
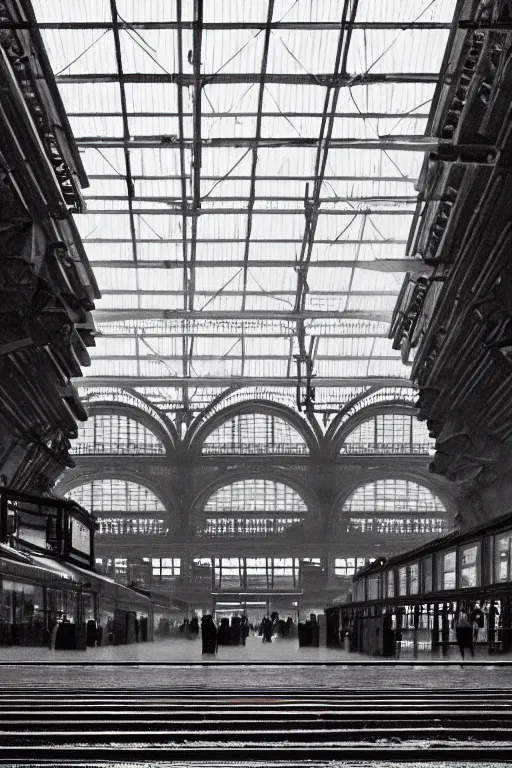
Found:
[202,442,309,455]
[70,442,165,455]
[339,442,433,455]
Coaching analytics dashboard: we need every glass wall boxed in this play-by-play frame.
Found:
[67,480,168,537]
[335,479,449,536]
[341,413,434,454]
[196,479,307,538]
[191,557,301,590]
[72,414,165,455]
[202,413,308,455]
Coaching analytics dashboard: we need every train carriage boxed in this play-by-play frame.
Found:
[326,511,512,657]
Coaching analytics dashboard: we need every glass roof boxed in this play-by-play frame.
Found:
[31,0,457,415]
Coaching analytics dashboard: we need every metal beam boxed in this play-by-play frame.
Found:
[84,238,409,244]
[74,136,438,151]
[15,22,452,30]
[88,259,423,272]
[55,73,440,84]
[77,376,414,387]
[97,289,400,296]
[83,207,416,215]
[86,195,420,203]
[89,354,404,361]
[70,111,430,120]
[86,175,418,182]
[93,309,393,321]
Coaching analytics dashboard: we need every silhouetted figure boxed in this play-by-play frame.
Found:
[201,614,217,654]
[190,616,199,635]
[240,615,249,645]
[262,616,273,643]
[455,609,474,662]
[230,616,242,645]
[217,617,231,645]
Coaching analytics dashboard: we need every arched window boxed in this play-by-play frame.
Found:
[335,479,449,536]
[196,479,307,538]
[202,413,308,455]
[71,414,166,455]
[67,479,168,536]
[340,414,434,454]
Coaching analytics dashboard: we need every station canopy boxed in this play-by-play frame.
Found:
[31,0,457,421]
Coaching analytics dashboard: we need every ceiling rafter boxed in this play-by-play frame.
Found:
[55,72,440,84]
[240,0,275,378]
[27,0,457,404]
[108,0,139,296]
[175,0,190,420]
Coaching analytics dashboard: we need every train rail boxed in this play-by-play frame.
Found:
[1,687,512,763]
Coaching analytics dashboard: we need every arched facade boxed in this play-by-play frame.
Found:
[71,409,168,456]
[61,386,462,613]
[66,478,171,537]
[192,477,310,539]
[332,478,450,538]
[201,412,309,455]
[186,400,319,455]
[338,408,434,455]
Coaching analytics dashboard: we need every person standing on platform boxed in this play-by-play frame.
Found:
[455,607,474,664]
[201,614,217,654]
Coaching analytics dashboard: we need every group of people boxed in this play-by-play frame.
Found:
[198,612,295,653]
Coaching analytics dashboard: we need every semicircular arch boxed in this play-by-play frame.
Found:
[72,402,176,457]
[59,474,176,537]
[190,472,320,539]
[330,403,432,456]
[186,400,320,456]
[329,472,456,538]
[77,386,179,448]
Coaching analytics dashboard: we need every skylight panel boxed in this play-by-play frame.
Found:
[85,242,133,262]
[57,81,122,114]
[355,0,457,23]
[74,213,132,240]
[346,29,449,74]
[137,243,183,261]
[202,29,265,74]
[34,0,110,22]
[266,29,340,75]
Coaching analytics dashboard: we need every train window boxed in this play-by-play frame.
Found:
[422,556,433,592]
[353,580,365,602]
[438,550,456,590]
[387,570,395,598]
[409,563,419,595]
[495,533,512,582]
[399,567,407,596]
[368,575,380,600]
[460,544,479,588]
[335,557,367,576]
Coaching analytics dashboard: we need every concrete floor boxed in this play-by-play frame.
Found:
[1,635,512,690]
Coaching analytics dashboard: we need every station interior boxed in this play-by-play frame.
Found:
[2,0,512,763]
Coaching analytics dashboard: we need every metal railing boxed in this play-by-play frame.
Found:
[202,442,309,455]
[340,442,433,455]
[70,442,165,455]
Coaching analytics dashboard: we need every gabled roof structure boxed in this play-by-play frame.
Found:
[29,0,458,418]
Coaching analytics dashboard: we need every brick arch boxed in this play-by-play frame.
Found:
[186,400,320,456]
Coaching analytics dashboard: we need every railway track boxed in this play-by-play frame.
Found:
[0,687,511,763]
